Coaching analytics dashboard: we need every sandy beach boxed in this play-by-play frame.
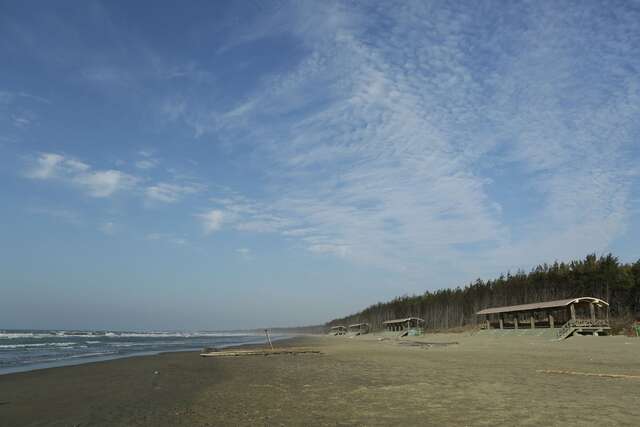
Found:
[1,333,639,426]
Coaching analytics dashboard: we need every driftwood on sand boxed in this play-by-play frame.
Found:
[536,369,640,380]
[396,341,459,348]
[200,347,322,357]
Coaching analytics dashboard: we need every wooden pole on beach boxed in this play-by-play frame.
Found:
[265,329,274,350]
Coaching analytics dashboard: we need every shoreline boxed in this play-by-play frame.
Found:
[0,334,298,377]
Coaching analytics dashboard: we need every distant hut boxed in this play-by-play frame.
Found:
[476,297,610,339]
[328,325,347,336]
[383,317,425,337]
[347,323,370,336]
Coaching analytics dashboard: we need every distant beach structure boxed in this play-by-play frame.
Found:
[476,296,610,340]
[327,325,347,336]
[383,317,425,337]
[347,323,370,336]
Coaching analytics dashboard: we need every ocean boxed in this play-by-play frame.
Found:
[0,329,285,375]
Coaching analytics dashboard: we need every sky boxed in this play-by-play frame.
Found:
[1,0,639,331]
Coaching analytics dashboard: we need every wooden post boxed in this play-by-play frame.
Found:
[499,316,504,330]
[549,313,555,329]
[570,304,576,321]
[486,319,491,330]
[589,303,596,322]
[530,315,535,329]
[514,315,518,330]
[265,329,274,350]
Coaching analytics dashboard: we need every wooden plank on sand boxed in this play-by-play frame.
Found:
[200,347,322,357]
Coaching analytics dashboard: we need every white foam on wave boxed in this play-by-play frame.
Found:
[101,331,253,338]
[0,333,53,339]
[0,342,77,349]
[1,330,255,340]
[69,351,116,359]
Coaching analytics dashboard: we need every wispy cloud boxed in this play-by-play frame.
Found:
[81,66,130,85]
[205,194,293,234]
[145,182,202,203]
[196,209,224,235]
[74,170,136,198]
[135,150,160,170]
[0,90,49,132]
[25,152,137,198]
[26,153,65,179]
[146,232,188,245]
[135,159,158,170]
[99,221,116,235]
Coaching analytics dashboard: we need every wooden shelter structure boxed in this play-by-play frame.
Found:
[383,317,425,336]
[476,297,610,339]
[347,323,370,336]
[328,325,347,336]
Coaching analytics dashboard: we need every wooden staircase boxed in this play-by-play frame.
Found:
[556,319,609,340]
[556,320,577,340]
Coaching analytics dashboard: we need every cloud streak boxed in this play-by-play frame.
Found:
[26,152,137,198]
[145,182,202,203]
[197,209,224,234]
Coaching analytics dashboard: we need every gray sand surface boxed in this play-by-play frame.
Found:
[1,334,639,426]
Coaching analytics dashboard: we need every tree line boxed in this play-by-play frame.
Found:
[327,254,640,331]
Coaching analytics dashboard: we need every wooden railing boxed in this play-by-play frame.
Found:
[556,318,609,339]
[573,318,609,327]
[556,320,575,339]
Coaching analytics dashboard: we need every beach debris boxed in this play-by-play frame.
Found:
[536,369,640,380]
[200,347,322,357]
[397,341,458,348]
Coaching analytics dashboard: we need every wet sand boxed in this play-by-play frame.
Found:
[1,333,639,426]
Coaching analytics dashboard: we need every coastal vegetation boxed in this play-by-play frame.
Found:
[328,254,640,332]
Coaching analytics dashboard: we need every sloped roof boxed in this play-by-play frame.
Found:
[476,297,609,316]
[329,325,346,330]
[348,323,369,328]
[383,317,425,324]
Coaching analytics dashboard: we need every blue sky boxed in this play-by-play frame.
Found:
[1,1,639,330]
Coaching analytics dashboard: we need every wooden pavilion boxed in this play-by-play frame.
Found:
[328,325,347,336]
[383,317,425,336]
[476,297,610,339]
[347,323,370,336]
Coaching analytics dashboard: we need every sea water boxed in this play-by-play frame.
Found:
[0,329,284,374]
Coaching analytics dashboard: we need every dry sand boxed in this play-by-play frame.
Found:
[1,333,639,426]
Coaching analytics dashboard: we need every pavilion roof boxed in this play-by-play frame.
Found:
[383,317,424,325]
[476,297,608,316]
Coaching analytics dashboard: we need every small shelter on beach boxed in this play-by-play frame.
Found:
[347,323,370,336]
[383,317,425,336]
[476,297,610,339]
[328,325,347,336]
